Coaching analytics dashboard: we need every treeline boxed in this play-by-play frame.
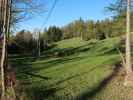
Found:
[8,27,63,54]
[62,17,127,40]
[8,16,129,54]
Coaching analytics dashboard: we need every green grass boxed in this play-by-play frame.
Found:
[10,37,125,100]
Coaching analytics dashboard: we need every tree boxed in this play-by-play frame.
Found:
[0,0,11,98]
[74,18,86,39]
[62,23,75,39]
[95,20,106,40]
[11,0,44,28]
[124,0,133,86]
[14,30,35,53]
[0,0,45,99]
[83,20,95,40]
[45,26,63,43]
[62,18,86,39]
[107,0,133,86]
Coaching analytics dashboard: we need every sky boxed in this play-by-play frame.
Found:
[18,0,114,32]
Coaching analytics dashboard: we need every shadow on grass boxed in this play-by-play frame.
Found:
[41,41,96,59]
[23,72,51,80]
[76,62,122,100]
[10,53,100,100]
[10,55,88,93]
[31,87,65,100]
[52,66,100,87]
[24,64,100,100]
[12,56,86,75]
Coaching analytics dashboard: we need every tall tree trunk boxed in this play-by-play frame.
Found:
[124,0,133,86]
[126,0,132,73]
[1,34,6,98]
[0,0,11,98]
[38,31,40,57]
[1,0,8,98]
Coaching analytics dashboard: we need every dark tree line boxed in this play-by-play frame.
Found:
[8,26,63,54]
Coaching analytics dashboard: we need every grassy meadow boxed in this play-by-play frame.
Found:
[9,37,133,100]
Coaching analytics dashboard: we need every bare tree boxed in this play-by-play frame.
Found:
[11,0,44,28]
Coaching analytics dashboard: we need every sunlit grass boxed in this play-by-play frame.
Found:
[9,37,122,100]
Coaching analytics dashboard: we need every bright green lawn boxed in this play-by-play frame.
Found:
[10,37,123,100]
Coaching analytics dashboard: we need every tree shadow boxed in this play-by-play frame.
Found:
[76,62,122,100]
[23,62,101,100]
[52,66,100,87]
[31,87,65,100]
[13,56,86,75]
[10,52,103,100]
[41,41,96,59]
[22,72,51,80]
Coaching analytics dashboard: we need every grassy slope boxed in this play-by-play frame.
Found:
[10,37,130,100]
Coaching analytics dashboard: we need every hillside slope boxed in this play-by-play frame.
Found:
[10,37,133,100]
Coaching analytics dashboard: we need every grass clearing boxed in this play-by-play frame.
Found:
[9,37,132,100]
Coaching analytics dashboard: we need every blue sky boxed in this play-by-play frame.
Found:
[18,0,113,32]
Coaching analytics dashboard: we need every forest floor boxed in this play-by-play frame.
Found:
[9,37,133,100]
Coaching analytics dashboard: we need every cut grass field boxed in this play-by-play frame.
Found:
[9,37,133,100]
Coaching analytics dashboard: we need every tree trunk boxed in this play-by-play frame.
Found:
[1,34,6,98]
[1,0,8,98]
[124,0,133,86]
[0,0,12,98]
[126,0,132,73]
[38,31,40,57]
